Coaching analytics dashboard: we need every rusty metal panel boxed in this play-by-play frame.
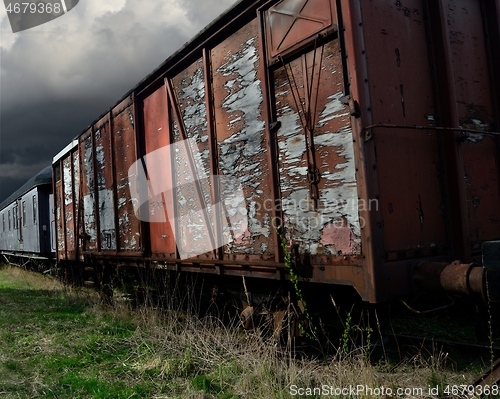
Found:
[211,18,275,259]
[265,0,336,59]
[360,0,447,254]
[112,96,141,253]
[443,0,500,249]
[54,170,65,260]
[80,130,97,252]
[170,58,217,260]
[142,85,177,257]
[363,0,435,125]
[72,149,81,260]
[463,137,500,248]
[373,127,446,254]
[94,115,117,252]
[273,39,360,256]
[63,155,76,259]
[444,0,495,129]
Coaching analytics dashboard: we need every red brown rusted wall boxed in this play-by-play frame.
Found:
[72,150,80,260]
[112,96,141,253]
[442,0,500,249]
[142,85,177,257]
[360,0,448,256]
[274,39,361,257]
[80,129,98,252]
[211,18,276,260]
[94,114,117,252]
[62,154,75,259]
[170,58,216,260]
[55,174,65,260]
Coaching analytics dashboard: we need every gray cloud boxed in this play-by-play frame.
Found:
[0,0,238,202]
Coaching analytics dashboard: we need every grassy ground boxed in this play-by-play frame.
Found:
[0,265,484,398]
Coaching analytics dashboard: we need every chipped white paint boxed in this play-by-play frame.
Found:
[315,127,357,182]
[94,130,117,251]
[275,45,360,256]
[98,189,116,250]
[73,151,80,217]
[63,158,73,207]
[83,137,97,247]
[175,63,214,249]
[317,92,350,125]
[215,33,272,254]
[83,194,97,243]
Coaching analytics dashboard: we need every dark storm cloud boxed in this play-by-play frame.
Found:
[0,0,238,203]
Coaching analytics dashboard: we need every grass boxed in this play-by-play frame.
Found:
[0,264,484,398]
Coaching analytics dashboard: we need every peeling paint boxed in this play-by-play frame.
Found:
[213,23,273,255]
[63,158,73,207]
[114,102,140,253]
[275,40,360,256]
[95,126,117,251]
[83,136,97,248]
[98,189,116,250]
[83,194,96,244]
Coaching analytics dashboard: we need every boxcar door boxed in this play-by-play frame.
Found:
[266,0,362,258]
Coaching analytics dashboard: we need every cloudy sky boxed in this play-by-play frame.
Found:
[0,0,238,204]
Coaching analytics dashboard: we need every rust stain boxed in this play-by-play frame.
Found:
[320,220,359,255]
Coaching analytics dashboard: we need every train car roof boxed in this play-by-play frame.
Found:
[0,166,52,211]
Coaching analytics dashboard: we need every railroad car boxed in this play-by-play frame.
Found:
[51,0,500,304]
[0,166,55,263]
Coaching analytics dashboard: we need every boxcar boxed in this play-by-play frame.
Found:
[52,0,500,303]
[0,166,55,259]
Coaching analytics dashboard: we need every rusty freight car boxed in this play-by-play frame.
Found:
[52,0,500,303]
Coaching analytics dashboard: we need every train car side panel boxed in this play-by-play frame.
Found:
[94,115,117,252]
[63,154,76,259]
[80,130,98,252]
[142,85,177,257]
[211,17,276,259]
[360,0,448,257]
[273,38,361,257]
[442,0,500,250]
[54,164,66,260]
[169,58,218,260]
[112,96,142,253]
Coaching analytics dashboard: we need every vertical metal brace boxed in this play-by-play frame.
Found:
[203,47,224,261]
[164,84,180,260]
[132,92,149,257]
[257,6,283,263]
